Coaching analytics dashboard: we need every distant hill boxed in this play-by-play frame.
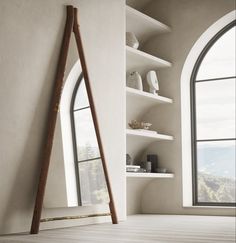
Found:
[198,172,235,203]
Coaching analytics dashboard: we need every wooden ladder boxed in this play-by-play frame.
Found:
[30,5,118,234]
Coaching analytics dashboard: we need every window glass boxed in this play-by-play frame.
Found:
[195,78,235,140]
[78,159,109,205]
[196,27,235,80]
[73,108,100,161]
[71,78,109,206]
[74,79,89,110]
[197,140,235,203]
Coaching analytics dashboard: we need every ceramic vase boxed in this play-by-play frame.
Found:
[126,32,139,49]
[127,71,143,90]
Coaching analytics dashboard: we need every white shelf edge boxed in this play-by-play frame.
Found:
[126,5,171,32]
[126,87,173,104]
[126,172,174,178]
[126,128,174,140]
[126,46,172,67]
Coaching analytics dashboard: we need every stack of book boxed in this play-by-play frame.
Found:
[126,165,140,172]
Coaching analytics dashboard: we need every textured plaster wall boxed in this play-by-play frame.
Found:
[141,0,235,216]
[0,0,125,234]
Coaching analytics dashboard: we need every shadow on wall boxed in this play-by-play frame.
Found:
[126,0,153,10]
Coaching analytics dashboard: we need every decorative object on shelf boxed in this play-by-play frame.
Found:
[139,168,146,173]
[146,161,152,173]
[139,161,145,169]
[137,161,153,173]
[126,165,140,172]
[156,168,167,173]
[126,154,133,165]
[146,70,159,95]
[126,32,139,49]
[147,154,158,173]
[126,71,143,90]
[138,161,149,173]
[128,120,152,130]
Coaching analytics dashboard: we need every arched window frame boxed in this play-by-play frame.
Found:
[181,11,236,208]
[70,73,84,206]
[190,21,236,207]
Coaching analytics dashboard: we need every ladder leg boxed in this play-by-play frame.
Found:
[30,5,74,234]
[72,7,118,224]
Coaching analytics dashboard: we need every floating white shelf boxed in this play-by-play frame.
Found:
[125,4,174,193]
[126,87,173,120]
[126,46,171,74]
[126,87,172,104]
[126,172,174,178]
[126,128,173,141]
[126,5,170,46]
[126,129,173,160]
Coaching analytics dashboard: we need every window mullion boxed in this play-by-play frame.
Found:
[196,138,236,142]
[195,76,236,83]
[78,157,101,163]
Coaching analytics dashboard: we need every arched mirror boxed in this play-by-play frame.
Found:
[71,75,109,206]
[43,61,109,208]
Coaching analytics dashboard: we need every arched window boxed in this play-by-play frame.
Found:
[70,75,108,206]
[191,21,235,206]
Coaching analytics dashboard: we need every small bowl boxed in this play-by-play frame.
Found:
[156,168,167,173]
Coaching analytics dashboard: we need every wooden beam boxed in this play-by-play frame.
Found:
[30,5,74,234]
[40,213,111,222]
[72,7,118,224]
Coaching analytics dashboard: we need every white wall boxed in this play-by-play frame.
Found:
[140,0,235,216]
[0,0,126,234]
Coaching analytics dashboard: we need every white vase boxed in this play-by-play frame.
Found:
[126,32,139,49]
[127,71,143,91]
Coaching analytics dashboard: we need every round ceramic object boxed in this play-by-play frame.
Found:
[126,32,139,49]
[126,71,143,90]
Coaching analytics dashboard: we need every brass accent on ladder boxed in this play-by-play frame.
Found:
[30,5,118,234]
